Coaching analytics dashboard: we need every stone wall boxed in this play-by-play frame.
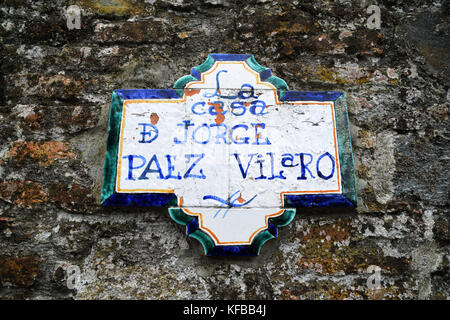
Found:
[0,0,448,299]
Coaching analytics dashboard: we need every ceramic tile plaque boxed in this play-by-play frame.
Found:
[101,54,357,256]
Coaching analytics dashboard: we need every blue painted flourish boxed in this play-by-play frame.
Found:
[203,190,258,219]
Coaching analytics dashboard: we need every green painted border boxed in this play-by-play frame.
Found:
[168,207,214,255]
[245,56,289,99]
[270,209,296,227]
[173,75,197,97]
[101,91,123,204]
[334,93,357,205]
[194,54,215,73]
[252,209,296,255]
[168,208,193,225]
[245,55,267,73]
[189,229,216,255]
[252,230,275,255]
[168,207,296,255]
[173,54,289,100]
[266,76,289,99]
[173,55,216,97]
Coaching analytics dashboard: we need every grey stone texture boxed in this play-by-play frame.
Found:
[0,0,448,299]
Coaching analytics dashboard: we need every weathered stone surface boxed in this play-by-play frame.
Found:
[0,0,448,300]
[0,256,41,288]
[94,19,172,44]
[0,180,48,208]
[434,215,450,242]
[8,141,76,166]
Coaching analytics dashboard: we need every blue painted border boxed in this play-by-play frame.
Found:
[281,91,343,102]
[102,193,176,206]
[116,89,180,100]
[115,89,344,102]
[185,217,279,256]
[284,194,355,208]
[210,53,252,61]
